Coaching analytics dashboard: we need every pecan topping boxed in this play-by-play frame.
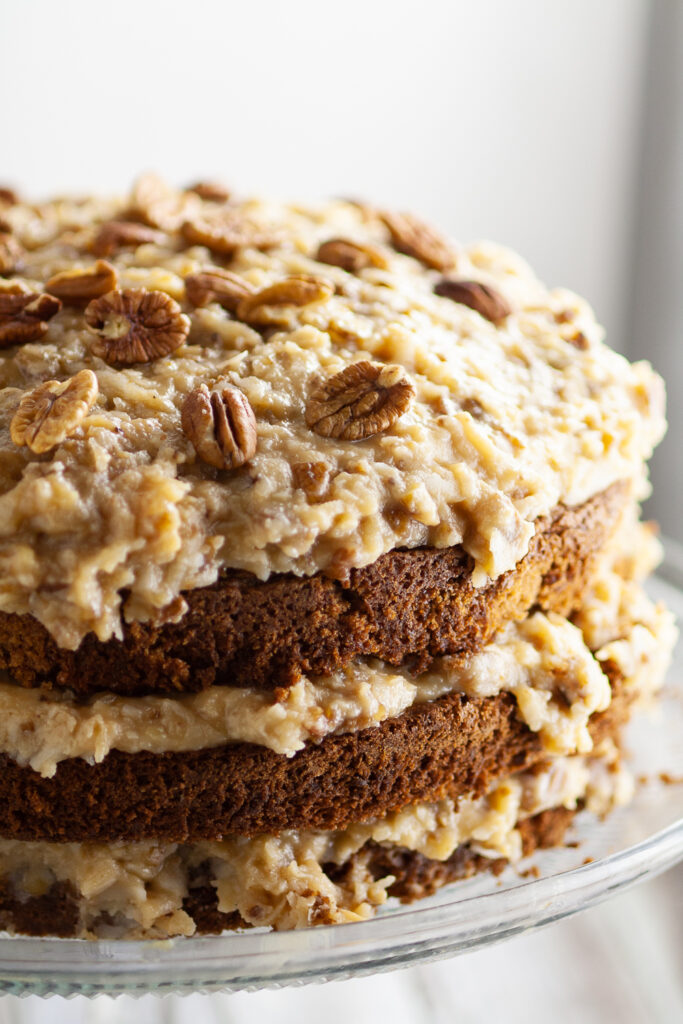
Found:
[291,461,331,499]
[237,275,333,325]
[45,260,118,305]
[184,268,254,312]
[380,211,456,271]
[0,232,24,276]
[305,361,415,441]
[92,220,164,257]
[181,382,257,470]
[0,290,62,347]
[182,210,280,255]
[130,173,200,233]
[186,181,231,203]
[10,369,98,454]
[316,238,388,273]
[85,288,190,365]
[0,188,18,207]
[433,278,512,324]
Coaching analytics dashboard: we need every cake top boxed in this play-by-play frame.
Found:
[0,175,665,648]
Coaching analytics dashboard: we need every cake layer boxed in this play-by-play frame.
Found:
[0,746,630,939]
[0,605,612,775]
[0,527,672,843]
[0,669,635,844]
[0,183,665,651]
[4,551,674,777]
[0,482,627,696]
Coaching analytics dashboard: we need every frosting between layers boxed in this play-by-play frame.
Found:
[0,183,666,648]
[0,535,674,778]
[0,745,632,937]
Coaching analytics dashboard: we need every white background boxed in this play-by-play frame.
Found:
[4,0,679,532]
[1,0,648,348]
[5,0,679,535]
[0,1,680,1020]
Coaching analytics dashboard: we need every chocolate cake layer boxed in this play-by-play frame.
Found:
[0,482,627,697]
[0,663,629,844]
[0,807,576,939]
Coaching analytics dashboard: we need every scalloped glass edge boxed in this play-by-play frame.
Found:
[0,544,680,998]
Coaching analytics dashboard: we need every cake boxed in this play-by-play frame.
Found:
[0,175,675,939]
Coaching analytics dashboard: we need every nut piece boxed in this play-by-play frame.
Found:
[10,368,98,454]
[237,275,333,325]
[181,382,257,470]
[0,232,24,276]
[0,188,18,207]
[85,288,190,365]
[186,181,231,203]
[130,173,200,233]
[45,260,118,305]
[291,461,331,499]
[91,221,165,257]
[305,361,415,441]
[184,268,254,312]
[433,278,512,324]
[182,210,280,255]
[316,238,388,273]
[380,211,456,271]
[567,331,589,350]
[0,290,62,347]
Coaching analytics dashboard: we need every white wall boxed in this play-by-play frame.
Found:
[627,0,682,544]
[1,0,649,348]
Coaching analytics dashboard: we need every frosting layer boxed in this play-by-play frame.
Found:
[0,746,631,938]
[0,531,674,777]
[0,181,665,647]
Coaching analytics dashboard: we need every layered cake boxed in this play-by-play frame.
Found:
[0,176,675,938]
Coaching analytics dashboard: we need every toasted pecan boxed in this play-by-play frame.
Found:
[85,288,190,365]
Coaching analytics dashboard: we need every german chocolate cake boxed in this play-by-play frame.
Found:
[0,176,675,938]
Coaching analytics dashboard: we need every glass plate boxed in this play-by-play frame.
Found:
[1,552,681,998]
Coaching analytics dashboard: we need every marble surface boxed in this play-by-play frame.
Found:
[0,864,680,1024]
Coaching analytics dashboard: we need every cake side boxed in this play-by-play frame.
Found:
[0,178,673,941]
[0,481,626,695]
[0,744,631,939]
[0,542,672,843]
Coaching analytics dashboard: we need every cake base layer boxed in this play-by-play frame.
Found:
[186,806,578,935]
[0,666,630,844]
[0,483,627,697]
[0,808,575,940]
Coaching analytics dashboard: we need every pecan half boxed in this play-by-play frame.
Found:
[130,173,200,233]
[182,210,280,255]
[0,290,62,347]
[85,288,190,365]
[184,268,254,312]
[305,361,415,441]
[91,221,165,257]
[0,188,18,207]
[10,368,98,454]
[433,278,512,324]
[316,238,388,273]
[0,232,24,276]
[181,382,257,470]
[237,275,333,325]
[380,211,456,271]
[186,181,231,203]
[45,260,118,305]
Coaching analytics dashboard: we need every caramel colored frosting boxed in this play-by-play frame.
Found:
[0,179,666,647]
[0,524,673,778]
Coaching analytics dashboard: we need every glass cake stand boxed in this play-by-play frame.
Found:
[0,552,681,998]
